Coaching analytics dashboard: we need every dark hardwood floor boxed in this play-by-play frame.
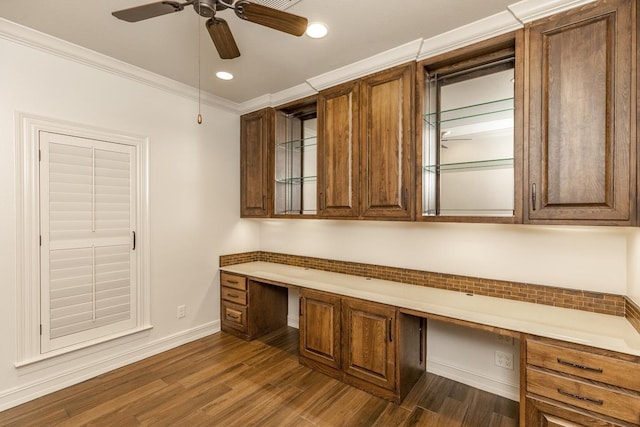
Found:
[0,328,519,426]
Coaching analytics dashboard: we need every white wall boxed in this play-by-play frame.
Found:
[628,228,640,305]
[260,219,634,399]
[0,36,259,409]
[260,220,630,293]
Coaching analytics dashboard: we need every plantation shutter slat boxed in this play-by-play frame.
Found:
[40,132,136,353]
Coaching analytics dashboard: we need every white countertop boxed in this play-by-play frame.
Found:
[220,261,640,357]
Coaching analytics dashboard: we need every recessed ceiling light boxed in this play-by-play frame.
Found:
[216,71,234,80]
[306,22,328,39]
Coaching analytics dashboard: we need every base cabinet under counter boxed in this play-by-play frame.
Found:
[298,288,426,403]
[524,337,640,426]
[220,271,288,341]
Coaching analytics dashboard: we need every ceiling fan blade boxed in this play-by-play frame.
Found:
[112,1,185,22]
[235,1,308,36]
[207,18,241,59]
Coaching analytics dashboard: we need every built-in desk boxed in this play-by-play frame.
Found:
[220,261,640,426]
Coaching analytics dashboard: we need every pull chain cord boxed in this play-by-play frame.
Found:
[197,2,203,124]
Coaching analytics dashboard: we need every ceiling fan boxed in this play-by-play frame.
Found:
[112,0,309,59]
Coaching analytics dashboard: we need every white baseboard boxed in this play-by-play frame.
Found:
[0,321,220,411]
[427,356,519,402]
[287,316,299,329]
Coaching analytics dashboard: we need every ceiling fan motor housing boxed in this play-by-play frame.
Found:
[193,0,227,18]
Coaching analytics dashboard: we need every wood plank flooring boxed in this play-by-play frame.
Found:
[0,327,519,426]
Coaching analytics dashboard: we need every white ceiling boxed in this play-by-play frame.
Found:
[0,0,520,104]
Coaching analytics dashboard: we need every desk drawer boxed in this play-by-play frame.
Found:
[527,340,640,392]
[222,286,247,305]
[221,272,247,291]
[527,367,640,425]
[222,301,247,332]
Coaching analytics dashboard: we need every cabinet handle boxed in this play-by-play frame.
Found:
[300,297,304,316]
[557,358,603,373]
[226,279,239,284]
[531,183,537,211]
[557,388,603,406]
[226,293,240,299]
[388,318,393,342]
[227,312,241,321]
[403,188,408,209]
[132,231,136,250]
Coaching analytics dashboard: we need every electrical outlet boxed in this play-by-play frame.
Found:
[496,335,514,346]
[495,350,514,370]
[177,305,186,319]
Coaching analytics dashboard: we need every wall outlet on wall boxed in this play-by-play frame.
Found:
[495,350,513,370]
[177,305,186,319]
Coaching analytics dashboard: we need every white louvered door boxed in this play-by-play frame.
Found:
[40,131,137,353]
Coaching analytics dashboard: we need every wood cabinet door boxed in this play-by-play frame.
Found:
[299,289,341,370]
[526,0,636,224]
[240,108,273,217]
[317,81,360,217]
[525,397,622,427]
[360,63,415,220]
[342,297,396,391]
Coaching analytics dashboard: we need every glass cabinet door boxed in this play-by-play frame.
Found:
[423,59,515,217]
[274,111,317,216]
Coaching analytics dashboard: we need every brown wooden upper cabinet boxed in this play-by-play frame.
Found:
[525,0,637,225]
[240,108,273,217]
[317,63,415,220]
[317,80,360,218]
[360,63,415,220]
[416,32,524,224]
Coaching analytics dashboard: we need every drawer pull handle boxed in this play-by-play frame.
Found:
[226,294,240,299]
[557,358,603,373]
[227,313,241,320]
[226,279,239,284]
[557,388,603,406]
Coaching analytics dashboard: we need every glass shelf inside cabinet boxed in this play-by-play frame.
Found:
[275,175,317,184]
[422,62,515,218]
[423,97,514,128]
[424,158,514,173]
[274,113,317,216]
[276,136,317,151]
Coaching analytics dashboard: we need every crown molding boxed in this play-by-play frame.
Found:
[508,0,598,23]
[238,94,272,114]
[306,38,423,92]
[270,83,318,108]
[237,82,317,114]
[0,18,240,113]
[417,11,522,62]
[507,0,596,24]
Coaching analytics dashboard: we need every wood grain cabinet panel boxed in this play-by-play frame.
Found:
[526,397,627,427]
[342,297,397,392]
[527,340,640,393]
[299,289,342,374]
[360,63,415,220]
[525,336,640,426]
[240,108,273,217]
[220,274,287,341]
[526,0,637,224]
[317,81,360,218]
